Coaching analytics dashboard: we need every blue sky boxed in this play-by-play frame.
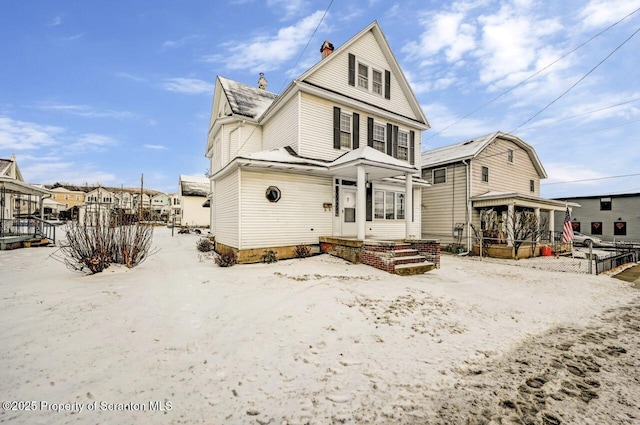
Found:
[1,0,639,198]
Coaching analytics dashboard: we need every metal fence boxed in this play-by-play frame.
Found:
[595,250,640,275]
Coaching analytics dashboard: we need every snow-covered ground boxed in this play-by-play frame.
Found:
[1,227,638,424]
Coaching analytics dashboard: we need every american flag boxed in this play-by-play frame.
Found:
[562,207,574,244]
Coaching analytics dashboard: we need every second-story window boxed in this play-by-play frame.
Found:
[340,113,352,148]
[482,166,489,183]
[508,149,514,163]
[372,69,383,95]
[358,63,368,89]
[530,179,535,192]
[433,168,446,184]
[397,131,408,161]
[373,123,385,152]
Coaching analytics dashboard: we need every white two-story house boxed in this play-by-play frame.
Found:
[206,22,434,266]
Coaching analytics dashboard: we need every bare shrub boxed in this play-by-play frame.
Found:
[196,238,213,252]
[215,250,237,267]
[261,249,278,263]
[294,244,311,258]
[56,212,155,274]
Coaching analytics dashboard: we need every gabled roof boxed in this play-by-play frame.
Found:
[218,76,278,119]
[0,156,23,181]
[421,131,547,178]
[0,159,12,176]
[296,21,429,127]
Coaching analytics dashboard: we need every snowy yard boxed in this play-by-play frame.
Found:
[1,227,639,424]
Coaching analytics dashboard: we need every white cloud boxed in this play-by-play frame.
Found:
[0,116,62,151]
[49,16,62,26]
[203,10,327,73]
[161,78,214,94]
[144,144,168,150]
[33,102,140,120]
[20,161,117,185]
[403,11,477,62]
[475,4,563,87]
[578,0,640,29]
[267,0,307,19]
[420,102,493,144]
[162,35,199,49]
[68,133,117,154]
[115,72,147,83]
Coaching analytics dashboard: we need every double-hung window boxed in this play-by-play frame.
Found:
[372,69,383,95]
[373,123,385,153]
[340,113,352,148]
[397,131,408,160]
[481,166,489,183]
[433,168,446,184]
[358,63,368,89]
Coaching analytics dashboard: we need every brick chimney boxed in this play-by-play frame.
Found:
[320,40,334,59]
[257,72,267,90]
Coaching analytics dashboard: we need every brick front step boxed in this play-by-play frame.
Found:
[394,261,436,276]
[394,255,427,265]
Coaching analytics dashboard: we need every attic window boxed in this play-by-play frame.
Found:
[372,69,383,95]
[508,149,514,163]
[266,186,281,203]
[358,63,368,89]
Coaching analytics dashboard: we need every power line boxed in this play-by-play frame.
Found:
[425,6,640,141]
[510,25,640,133]
[231,0,334,159]
[542,173,640,186]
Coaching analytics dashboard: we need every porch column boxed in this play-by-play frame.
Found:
[534,207,540,243]
[507,203,515,246]
[356,165,366,240]
[548,209,555,242]
[405,172,413,239]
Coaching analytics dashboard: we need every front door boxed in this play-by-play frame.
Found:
[341,188,357,236]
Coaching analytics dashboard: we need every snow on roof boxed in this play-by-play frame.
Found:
[0,159,12,176]
[421,132,498,168]
[331,146,417,170]
[239,147,329,167]
[219,76,278,119]
[179,175,209,197]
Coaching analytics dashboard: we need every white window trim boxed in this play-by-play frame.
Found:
[397,130,408,161]
[339,111,352,149]
[374,188,406,220]
[356,59,384,97]
[373,122,386,153]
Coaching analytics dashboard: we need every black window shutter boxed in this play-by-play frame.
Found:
[366,185,372,221]
[367,117,374,147]
[409,130,415,165]
[392,125,399,158]
[348,54,355,86]
[352,113,360,149]
[384,70,391,99]
[333,107,341,149]
[386,123,393,156]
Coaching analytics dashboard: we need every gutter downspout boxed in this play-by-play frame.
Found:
[459,159,472,255]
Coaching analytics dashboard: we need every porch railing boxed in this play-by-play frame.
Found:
[0,216,56,243]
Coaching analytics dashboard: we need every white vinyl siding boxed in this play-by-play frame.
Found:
[421,163,468,243]
[181,196,210,227]
[263,98,298,152]
[214,170,239,248]
[240,170,332,249]
[303,31,418,120]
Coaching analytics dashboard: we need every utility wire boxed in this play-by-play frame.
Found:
[510,25,640,133]
[426,6,640,141]
[542,173,640,185]
[230,0,334,159]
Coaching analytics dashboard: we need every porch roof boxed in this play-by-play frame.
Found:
[470,191,580,211]
[0,177,52,197]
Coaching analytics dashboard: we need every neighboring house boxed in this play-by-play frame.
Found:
[205,21,432,266]
[169,193,181,224]
[178,175,210,227]
[552,192,639,243]
[0,155,53,248]
[50,186,85,210]
[151,193,171,219]
[85,187,117,206]
[421,131,576,253]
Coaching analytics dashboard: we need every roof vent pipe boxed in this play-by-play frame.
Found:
[257,72,267,90]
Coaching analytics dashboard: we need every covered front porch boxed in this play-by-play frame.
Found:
[470,191,580,258]
[0,177,56,250]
